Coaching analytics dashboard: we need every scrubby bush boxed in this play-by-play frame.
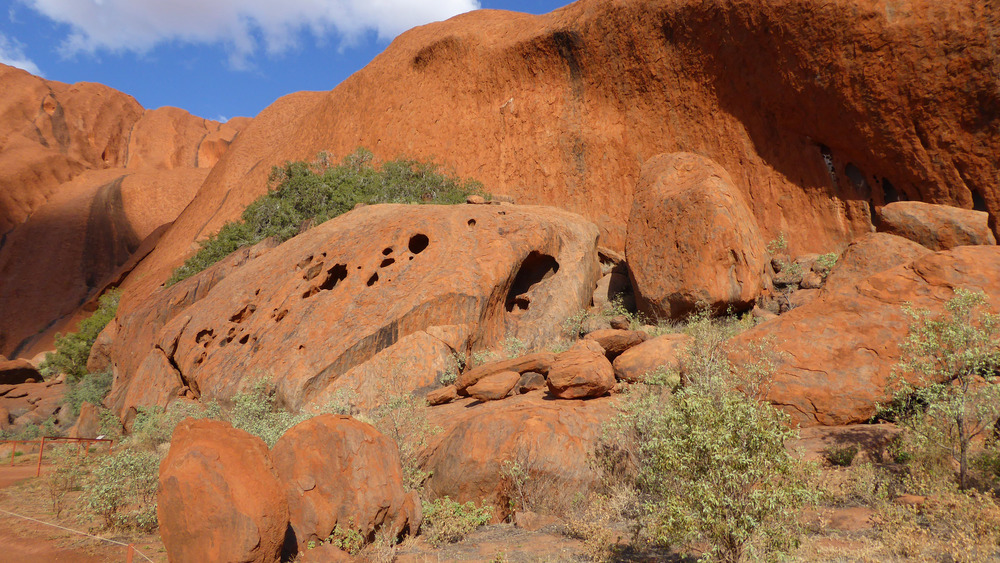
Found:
[823,445,860,467]
[167,149,486,284]
[420,497,493,546]
[881,288,1000,489]
[84,447,160,532]
[227,379,310,447]
[63,369,113,417]
[41,289,120,380]
[363,390,438,491]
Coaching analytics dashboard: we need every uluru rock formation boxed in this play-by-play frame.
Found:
[118,0,999,309]
[0,63,249,358]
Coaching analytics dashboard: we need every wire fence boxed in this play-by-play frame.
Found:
[0,506,155,562]
[1,436,113,476]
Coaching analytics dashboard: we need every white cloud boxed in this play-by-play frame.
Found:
[0,32,43,76]
[20,0,480,65]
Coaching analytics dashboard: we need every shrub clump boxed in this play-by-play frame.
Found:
[167,149,486,285]
[41,289,120,380]
[420,497,493,546]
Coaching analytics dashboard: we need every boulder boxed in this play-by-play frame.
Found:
[467,371,521,402]
[271,415,420,550]
[513,372,547,394]
[86,321,118,375]
[455,352,557,393]
[423,393,617,518]
[877,201,996,251]
[823,233,931,294]
[583,329,647,359]
[67,402,102,439]
[732,246,1000,426]
[426,385,460,406]
[547,339,615,399]
[158,419,288,563]
[592,272,632,310]
[108,204,598,415]
[612,333,691,384]
[626,153,767,320]
[0,359,41,385]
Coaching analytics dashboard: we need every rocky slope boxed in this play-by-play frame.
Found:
[118,0,999,310]
[0,64,249,358]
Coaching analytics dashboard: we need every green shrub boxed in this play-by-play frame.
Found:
[362,388,438,491]
[881,288,1000,490]
[41,289,120,381]
[84,447,160,532]
[327,523,366,555]
[420,497,493,546]
[167,149,486,284]
[815,252,838,271]
[64,370,113,417]
[227,380,310,447]
[824,445,860,467]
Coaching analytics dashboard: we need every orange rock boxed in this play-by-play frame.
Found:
[626,153,767,319]
[426,385,460,406]
[423,393,617,519]
[107,204,598,415]
[583,329,647,359]
[734,246,1000,426]
[467,371,521,401]
[877,201,996,251]
[513,372,547,395]
[547,339,615,399]
[0,359,41,385]
[158,419,288,563]
[612,333,691,384]
[823,233,931,295]
[455,352,557,392]
[67,402,102,439]
[271,415,420,550]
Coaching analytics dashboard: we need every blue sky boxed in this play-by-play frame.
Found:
[0,0,571,121]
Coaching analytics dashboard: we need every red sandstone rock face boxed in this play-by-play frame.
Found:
[271,415,420,550]
[626,152,767,319]
[158,419,288,563]
[119,0,999,304]
[822,232,931,295]
[876,201,997,251]
[0,63,248,358]
[106,204,599,415]
[734,246,1000,426]
[423,393,617,519]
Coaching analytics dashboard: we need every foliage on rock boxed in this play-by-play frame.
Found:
[41,289,120,381]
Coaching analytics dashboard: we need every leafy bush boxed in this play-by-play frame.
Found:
[227,380,310,447]
[41,289,120,380]
[823,445,860,467]
[64,369,113,417]
[881,288,1000,489]
[420,497,493,546]
[815,252,838,271]
[167,149,486,284]
[362,389,438,491]
[84,447,160,531]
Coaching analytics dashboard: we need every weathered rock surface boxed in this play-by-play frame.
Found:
[547,339,615,399]
[823,233,931,294]
[734,246,1000,426]
[423,393,617,518]
[271,415,420,550]
[877,201,996,251]
[467,371,521,401]
[67,402,102,439]
[0,358,41,385]
[0,379,68,431]
[120,0,1000,307]
[626,153,767,319]
[583,329,647,359]
[158,419,288,563]
[108,204,599,414]
[612,333,691,384]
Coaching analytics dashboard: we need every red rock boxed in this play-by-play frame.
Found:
[547,339,615,399]
[0,406,10,431]
[0,359,41,385]
[426,385,460,406]
[592,272,631,310]
[799,271,824,290]
[298,544,354,562]
[107,205,596,415]
[423,393,617,519]
[158,419,288,563]
[271,415,420,550]
[612,333,691,384]
[823,233,931,295]
[513,372,546,395]
[626,153,767,319]
[608,316,630,331]
[877,201,996,251]
[513,511,562,531]
[67,402,102,439]
[86,321,118,375]
[467,371,521,402]
[455,352,557,393]
[733,246,1000,426]
[583,329,647,359]
[787,288,821,310]
[788,424,900,464]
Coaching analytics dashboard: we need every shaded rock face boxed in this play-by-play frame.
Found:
[423,393,617,519]
[0,64,248,358]
[735,246,1000,427]
[0,378,70,431]
[876,201,997,251]
[627,153,767,319]
[0,358,41,385]
[158,419,288,563]
[119,0,999,306]
[107,204,599,415]
[271,415,420,550]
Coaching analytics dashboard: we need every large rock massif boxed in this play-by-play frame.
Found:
[0,64,249,358]
[107,204,599,415]
[119,0,999,310]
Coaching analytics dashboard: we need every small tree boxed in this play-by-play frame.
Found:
[887,288,1000,490]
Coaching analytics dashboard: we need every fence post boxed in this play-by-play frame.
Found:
[35,437,45,477]
[9,442,15,466]
[126,544,135,563]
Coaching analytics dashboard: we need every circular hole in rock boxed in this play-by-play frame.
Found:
[408,234,429,254]
[382,247,394,256]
